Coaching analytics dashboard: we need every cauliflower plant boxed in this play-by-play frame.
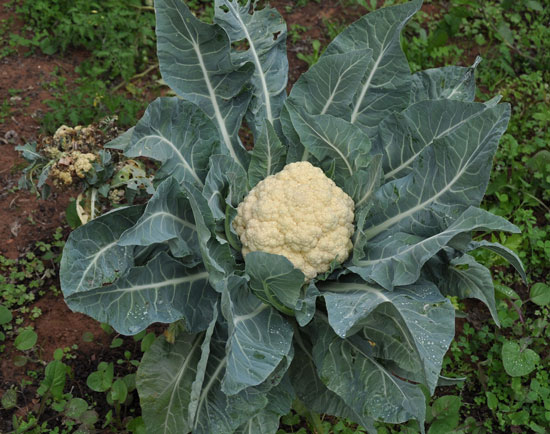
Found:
[233,161,354,279]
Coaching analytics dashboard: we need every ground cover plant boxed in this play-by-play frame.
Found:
[56,0,528,433]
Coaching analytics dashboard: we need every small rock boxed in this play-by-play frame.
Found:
[5,130,18,144]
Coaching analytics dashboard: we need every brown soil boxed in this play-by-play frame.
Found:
[0,0,84,259]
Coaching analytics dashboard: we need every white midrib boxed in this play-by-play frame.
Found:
[93,272,209,294]
[350,43,386,124]
[76,241,118,291]
[234,303,268,325]
[230,4,273,123]
[365,142,481,240]
[173,7,237,163]
[133,134,203,187]
[192,43,238,165]
[383,109,487,180]
[194,355,228,430]
[320,57,363,115]
[296,110,353,176]
[162,336,202,434]
[133,211,197,232]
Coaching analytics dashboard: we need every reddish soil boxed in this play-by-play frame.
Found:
[0,0,85,259]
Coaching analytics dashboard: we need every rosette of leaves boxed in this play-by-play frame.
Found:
[59,0,526,432]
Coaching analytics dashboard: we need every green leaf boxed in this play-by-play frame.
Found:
[15,142,45,162]
[363,103,510,240]
[323,0,422,137]
[221,275,293,395]
[65,397,89,420]
[182,181,237,289]
[462,240,526,282]
[311,319,426,425]
[290,344,376,432]
[203,154,249,220]
[137,310,217,434]
[37,360,67,399]
[319,279,454,393]
[351,206,520,289]
[530,283,550,307]
[87,362,114,392]
[245,252,305,312]
[118,178,200,262]
[286,102,371,187]
[214,0,288,137]
[105,127,134,151]
[155,0,252,168]
[439,254,500,326]
[294,282,320,327]
[428,395,461,434]
[1,388,17,410]
[375,99,498,181]
[248,121,287,188]
[410,57,481,103]
[14,329,38,351]
[66,252,217,335]
[289,49,372,117]
[0,305,12,325]
[60,205,145,296]
[111,378,128,403]
[124,97,219,187]
[502,341,540,377]
[138,316,273,434]
[344,154,382,210]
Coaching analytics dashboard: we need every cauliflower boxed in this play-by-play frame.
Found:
[233,161,355,279]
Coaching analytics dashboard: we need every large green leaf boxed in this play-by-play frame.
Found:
[118,178,199,262]
[344,154,383,210]
[323,0,422,137]
[319,279,454,393]
[66,252,217,335]
[221,275,293,395]
[351,206,520,289]
[364,103,510,240]
[60,205,145,297]
[214,0,287,137]
[124,98,219,187]
[286,102,371,186]
[155,0,252,168]
[203,154,248,221]
[455,239,526,282]
[439,253,500,325]
[410,57,481,103]
[245,252,305,313]
[289,49,372,117]
[375,99,499,181]
[248,121,287,188]
[137,309,218,434]
[139,322,290,434]
[311,319,426,425]
[290,343,375,431]
[182,181,237,289]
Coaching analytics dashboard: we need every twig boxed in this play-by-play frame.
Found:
[111,63,159,93]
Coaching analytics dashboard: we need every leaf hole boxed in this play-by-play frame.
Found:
[231,39,250,51]
[273,31,281,40]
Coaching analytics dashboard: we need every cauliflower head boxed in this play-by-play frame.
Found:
[233,161,355,279]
